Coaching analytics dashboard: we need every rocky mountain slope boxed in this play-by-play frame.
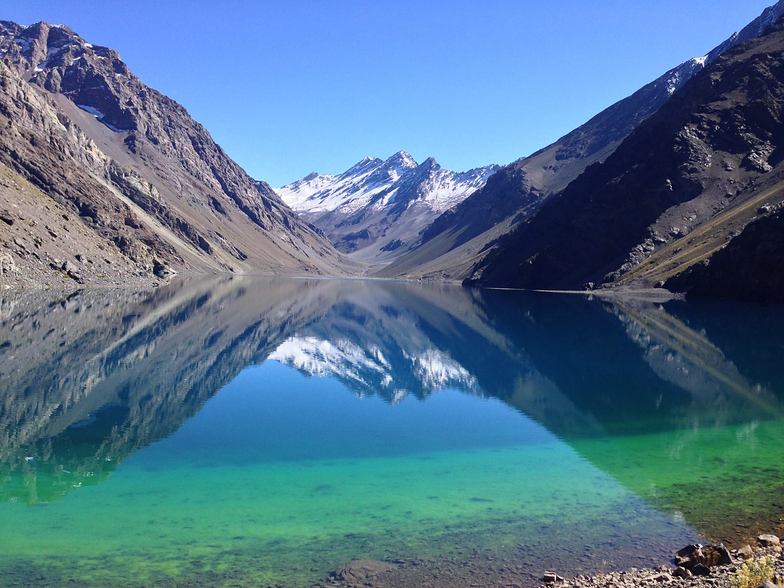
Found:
[0,21,347,288]
[468,11,784,299]
[666,209,784,302]
[378,0,784,282]
[277,151,498,261]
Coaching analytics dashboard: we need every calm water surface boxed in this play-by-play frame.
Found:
[0,278,783,586]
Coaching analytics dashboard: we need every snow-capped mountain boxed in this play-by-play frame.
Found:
[276,151,499,261]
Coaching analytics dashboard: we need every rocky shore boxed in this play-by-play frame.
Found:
[542,535,783,588]
[319,534,784,588]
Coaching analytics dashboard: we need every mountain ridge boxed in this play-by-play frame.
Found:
[276,150,499,261]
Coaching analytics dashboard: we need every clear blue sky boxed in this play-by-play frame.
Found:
[2,1,774,185]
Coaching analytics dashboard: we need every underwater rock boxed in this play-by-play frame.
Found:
[328,560,396,583]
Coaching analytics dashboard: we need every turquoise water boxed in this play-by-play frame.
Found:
[0,278,783,586]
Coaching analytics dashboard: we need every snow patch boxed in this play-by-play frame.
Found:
[76,104,124,132]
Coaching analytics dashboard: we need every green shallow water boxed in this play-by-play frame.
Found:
[0,278,783,586]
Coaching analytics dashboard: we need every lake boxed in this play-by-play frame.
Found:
[1,278,783,586]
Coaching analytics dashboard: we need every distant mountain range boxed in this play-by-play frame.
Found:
[276,152,498,261]
[2,2,784,302]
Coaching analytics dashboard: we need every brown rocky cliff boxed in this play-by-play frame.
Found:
[0,21,348,287]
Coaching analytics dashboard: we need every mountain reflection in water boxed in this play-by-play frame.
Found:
[1,277,783,585]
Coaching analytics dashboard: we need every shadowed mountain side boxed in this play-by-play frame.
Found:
[377,1,784,286]
[468,14,784,291]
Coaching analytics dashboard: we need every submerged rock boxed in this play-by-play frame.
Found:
[328,560,396,583]
[542,571,565,583]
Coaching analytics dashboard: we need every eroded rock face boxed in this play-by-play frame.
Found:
[0,21,345,287]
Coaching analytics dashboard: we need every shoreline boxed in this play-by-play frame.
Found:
[1,267,680,300]
[318,534,784,588]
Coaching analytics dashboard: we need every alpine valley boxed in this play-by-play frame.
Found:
[2,2,784,302]
[3,5,784,588]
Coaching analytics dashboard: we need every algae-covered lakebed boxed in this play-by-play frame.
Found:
[1,278,782,586]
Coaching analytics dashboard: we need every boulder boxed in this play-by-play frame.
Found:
[672,566,691,578]
[691,563,710,576]
[736,544,754,560]
[759,534,781,547]
[542,571,565,584]
[0,210,14,225]
[0,252,16,274]
[675,543,733,570]
[152,259,177,279]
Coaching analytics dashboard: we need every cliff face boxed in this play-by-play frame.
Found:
[0,22,347,288]
[469,16,784,292]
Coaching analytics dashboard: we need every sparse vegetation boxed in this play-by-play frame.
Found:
[729,555,775,588]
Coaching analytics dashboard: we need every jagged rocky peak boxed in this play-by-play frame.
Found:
[1,21,118,77]
[418,157,441,172]
[381,150,418,172]
[339,155,382,179]
[363,150,418,185]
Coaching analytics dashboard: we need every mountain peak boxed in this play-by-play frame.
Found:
[342,155,382,177]
[384,150,418,169]
[276,151,499,259]
[420,157,441,171]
